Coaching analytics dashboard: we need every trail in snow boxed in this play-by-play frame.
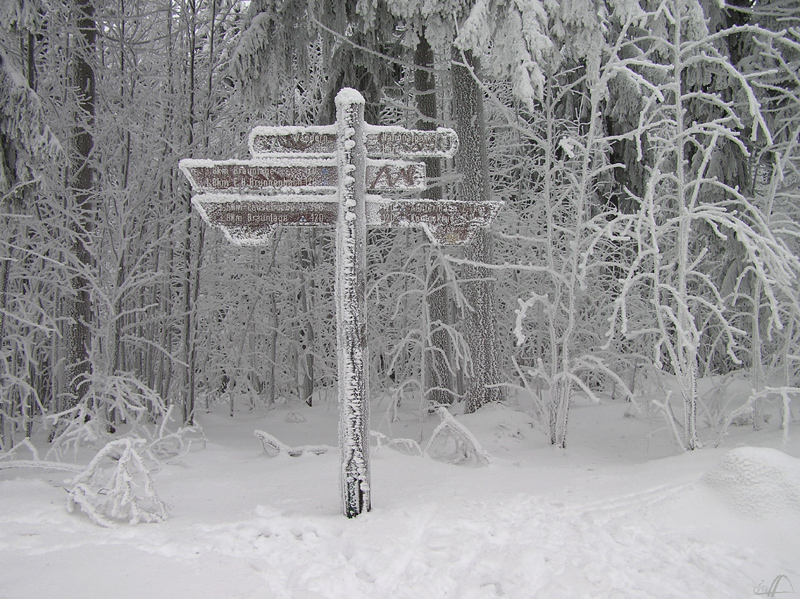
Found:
[1,397,798,599]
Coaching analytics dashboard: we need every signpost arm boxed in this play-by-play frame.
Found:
[335,89,371,518]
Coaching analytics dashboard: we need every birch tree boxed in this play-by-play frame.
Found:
[600,0,799,449]
[479,0,642,447]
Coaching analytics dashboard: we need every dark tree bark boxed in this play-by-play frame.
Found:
[416,32,454,407]
[451,49,503,413]
[66,0,97,409]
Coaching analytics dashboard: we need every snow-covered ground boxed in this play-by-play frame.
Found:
[1,390,799,599]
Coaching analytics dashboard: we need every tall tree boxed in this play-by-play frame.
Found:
[0,0,64,446]
[451,49,504,413]
[66,0,97,410]
[415,30,457,406]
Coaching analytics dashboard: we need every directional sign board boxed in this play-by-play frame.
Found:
[179,89,501,518]
[181,160,426,195]
[248,125,459,159]
[191,196,339,245]
[181,160,337,193]
[193,195,502,246]
[368,198,502,245]
[364,127,459,158]
[249,126,336,156]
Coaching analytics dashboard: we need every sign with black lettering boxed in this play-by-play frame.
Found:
[249,126,337,157]
[179,89,501,519]
[248,125,459,160]
[367,198,503,245]
[365,127,459,159]
[192,196,338,244]
[180,161,337,193]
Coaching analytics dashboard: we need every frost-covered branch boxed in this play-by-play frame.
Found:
[254,430,332,457]
[423,407,490,466]
[66,438,168,527]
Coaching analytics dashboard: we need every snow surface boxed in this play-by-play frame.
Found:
[1,393,799,599]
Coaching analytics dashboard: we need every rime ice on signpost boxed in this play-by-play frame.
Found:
[179,88,501,518]
[334,91,370,518]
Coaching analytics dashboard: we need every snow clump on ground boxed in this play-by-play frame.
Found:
[702,447,800,518]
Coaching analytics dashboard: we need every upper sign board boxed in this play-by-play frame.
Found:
[249,126,337,157]
[249,125,458,160]
[364,127,459,159]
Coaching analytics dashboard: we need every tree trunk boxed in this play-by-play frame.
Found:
[298,230,316,406]
[451,49,503,413]
[416,32,453,407]
[182,0,198,425]
[66,0,97,410]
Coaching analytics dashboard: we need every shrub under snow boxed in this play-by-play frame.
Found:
[66,438,168,527]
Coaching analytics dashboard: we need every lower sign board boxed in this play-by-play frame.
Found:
[192,195,338,245]
[192,193,503,247]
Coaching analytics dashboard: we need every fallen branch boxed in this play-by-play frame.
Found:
[370,431,423,456]
[423,407,490,466]
[254,430,332,457]
[0,438,84,472]
[0,460,84,473]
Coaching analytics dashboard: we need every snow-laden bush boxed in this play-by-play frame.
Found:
[66,438,168,528]
[457,402,537,452]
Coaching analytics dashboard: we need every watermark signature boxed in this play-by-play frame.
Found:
[754,575,795,597]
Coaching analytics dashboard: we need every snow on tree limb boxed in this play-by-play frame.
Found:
[66,438,168,527]
[423,407,490,466]
[254,430,332,457]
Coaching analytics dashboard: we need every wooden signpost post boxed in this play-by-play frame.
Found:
[180,89,501,518]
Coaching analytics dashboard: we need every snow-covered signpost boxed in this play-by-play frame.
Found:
[180,89,501,517]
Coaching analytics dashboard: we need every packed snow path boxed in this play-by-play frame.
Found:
[1,400,798,598]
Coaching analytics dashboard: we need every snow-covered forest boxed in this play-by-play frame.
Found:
[2,0,798,453]
[2,0,800,594]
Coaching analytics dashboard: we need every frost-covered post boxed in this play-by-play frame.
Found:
[179,88,500,517]
[334,90,370,517]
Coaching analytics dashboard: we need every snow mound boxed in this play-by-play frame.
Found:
[702,447,800,518]
[457,403,537,451]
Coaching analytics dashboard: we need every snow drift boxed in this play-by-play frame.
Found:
[703,447,800,518]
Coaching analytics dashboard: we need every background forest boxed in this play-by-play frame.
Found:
[1,0,799,458]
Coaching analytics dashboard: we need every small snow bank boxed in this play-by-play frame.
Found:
[456,403,538,451]
[702,447,800,518]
